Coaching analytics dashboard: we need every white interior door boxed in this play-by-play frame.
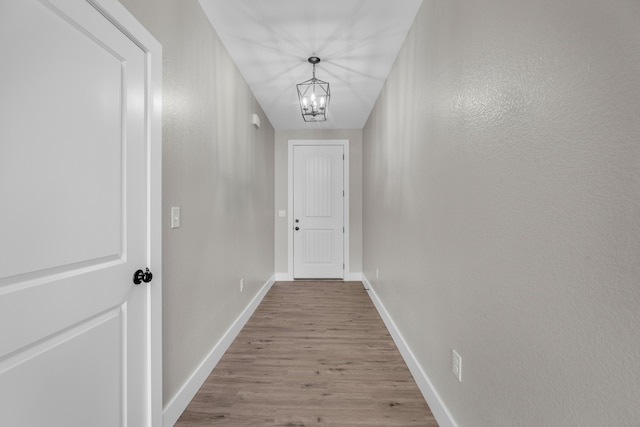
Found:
[0,1,159,425]
[293,145,344,279]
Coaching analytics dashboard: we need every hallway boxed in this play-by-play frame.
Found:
[118,0,640,425]
[2,0,639,425]
[176,281,437,426]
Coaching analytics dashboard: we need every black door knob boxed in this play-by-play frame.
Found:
[133,268,153,285]
[295,227,299,231]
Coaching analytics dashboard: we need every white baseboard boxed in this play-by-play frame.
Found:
[344,272,362,281]
[275,272,362,281]
[361,274,458,427]
[274,272,293,281]
[163,275,276,427]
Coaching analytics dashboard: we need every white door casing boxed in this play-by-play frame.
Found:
[0,0,162,426]
[291,143,346,279]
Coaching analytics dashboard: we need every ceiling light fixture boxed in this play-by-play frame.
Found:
[297,56,330,122]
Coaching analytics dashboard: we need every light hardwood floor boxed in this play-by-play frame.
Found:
[176,281,439,426]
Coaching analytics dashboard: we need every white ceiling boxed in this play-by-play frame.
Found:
[198,0,423,130]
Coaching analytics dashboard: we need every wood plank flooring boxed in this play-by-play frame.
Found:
[176,281,438,427]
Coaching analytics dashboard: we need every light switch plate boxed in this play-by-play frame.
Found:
[171,207,181,229]
[278,210,286,218]
[452,349,462,382]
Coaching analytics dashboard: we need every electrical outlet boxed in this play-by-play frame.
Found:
[240,278,244,293]
[452,349,462,382]
[170,207,181,229]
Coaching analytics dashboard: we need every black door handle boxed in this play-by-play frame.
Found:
[133,268,153,285]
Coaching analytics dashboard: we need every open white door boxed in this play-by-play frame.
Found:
[0,0,161,426]
[293,144,345,279]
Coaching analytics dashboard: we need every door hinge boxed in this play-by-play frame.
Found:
[343,227,345,233]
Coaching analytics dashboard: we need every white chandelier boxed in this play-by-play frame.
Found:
[296,56,330,122]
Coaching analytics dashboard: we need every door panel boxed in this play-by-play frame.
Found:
[293,145,344,279]
[0,309,122,427]
[0,0,150,425]
[303,230,334,263]
[1,0,126,279]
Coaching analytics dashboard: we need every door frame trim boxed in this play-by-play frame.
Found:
[287,139,350,280]
[88,0,163,425]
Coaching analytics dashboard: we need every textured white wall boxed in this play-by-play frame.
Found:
[274,129,363,276]
[363,0,640,426]
[120,0,275,406]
